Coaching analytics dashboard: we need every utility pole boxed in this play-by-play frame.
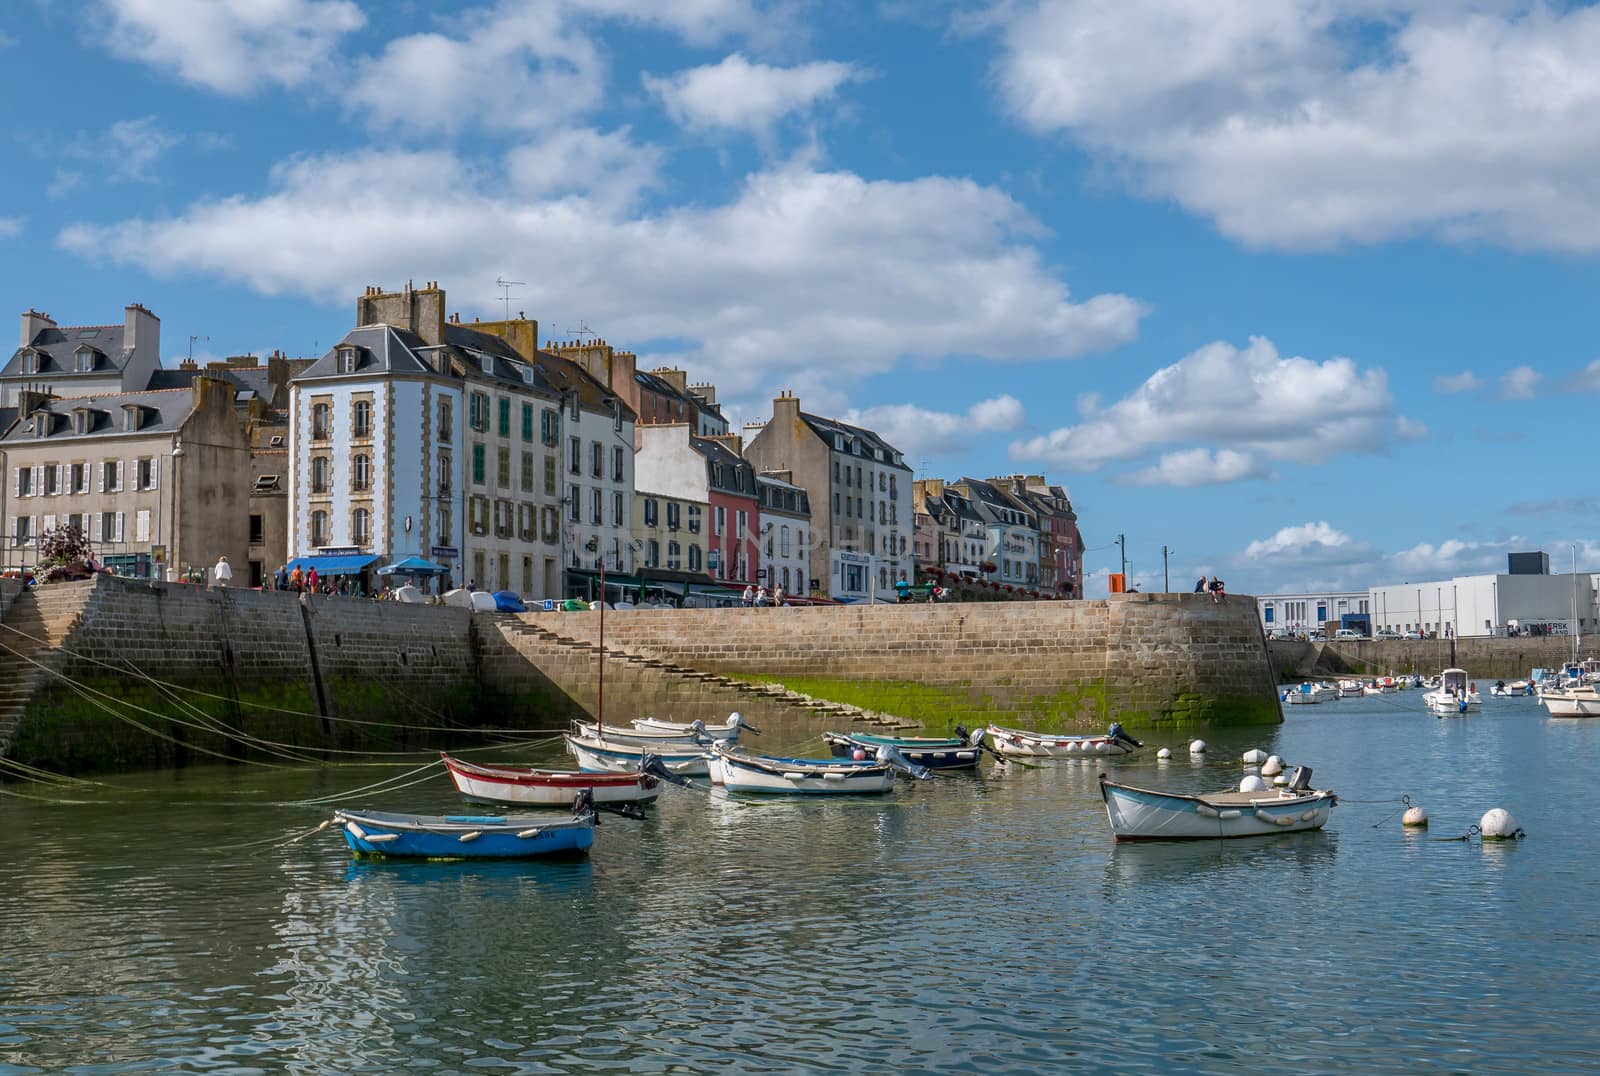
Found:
[1162,545,1172,592]
[1115,532,1127,591]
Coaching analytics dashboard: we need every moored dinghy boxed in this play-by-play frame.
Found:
[1423,668,1481,716]
[823,727,984,770]
[441,753,661,808]
[702,740,929,794]
[631,713,758,738]
[1098,767,1337,841]
[566,733,711,776]
[334,805,595,859]
[984,722,1143,760]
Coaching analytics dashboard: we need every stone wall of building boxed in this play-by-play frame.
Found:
[524,592,1283,729]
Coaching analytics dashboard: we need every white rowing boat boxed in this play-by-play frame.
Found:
[1098,770,1336,841]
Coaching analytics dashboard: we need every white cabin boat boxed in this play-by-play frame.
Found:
[1098,770,1336,840]
[1541,686,1600,718]
[1423,668,1481,716]
[1336,679,1365,698]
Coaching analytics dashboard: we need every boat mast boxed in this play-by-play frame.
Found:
[598,545,606,735]
[1573,544,1581,665]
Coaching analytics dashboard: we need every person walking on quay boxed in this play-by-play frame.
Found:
[774,584,785,607]
[212,555,233,588]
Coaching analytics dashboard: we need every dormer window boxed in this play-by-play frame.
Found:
[72,409,89,435]
[75,347,99,373]
[122,405,143,432]
[20,349,38,375]
[32,413,50,438]
[337,347,358,374]
[480,354,493,375]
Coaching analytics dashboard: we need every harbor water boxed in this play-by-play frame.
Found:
[3,690,1599,1073]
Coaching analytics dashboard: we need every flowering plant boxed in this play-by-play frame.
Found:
[37,522,94,582]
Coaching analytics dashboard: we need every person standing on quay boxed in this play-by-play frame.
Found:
[742,584,754,607]
[306,566,320,593]
[213,555,233,588]
[289,565,304,592]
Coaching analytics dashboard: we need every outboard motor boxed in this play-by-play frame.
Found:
[572,787,597,820]
[1108,722,1144,749]
[639,752,697,789]
[967,726,990,748]
[1287,765,1313,792]
[954,724,969,744]
[874,744,931,780]
[729,712,761,735]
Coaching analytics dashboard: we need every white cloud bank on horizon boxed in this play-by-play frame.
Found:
[842,395,1027,460]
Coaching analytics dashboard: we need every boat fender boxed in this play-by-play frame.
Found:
[1195,804,1220,818]
[851,748,867,761]
[1402,806,1429,828]
[1239,775,1269,793]
[1217,809,1241,820]
[1272,774,1290,787]
[956,751,976,760]
[822,772,846,781]
[1156,747,1172,759]
[364,833,398,843]
[1479,808,1524,840]
[1300,810,1320,822]
[345,821,368,840]
[1261,756,1284,777]
[1189,739,1207,754]
[458,831,483,842]
[1095,741,1110,754]
[1242,748,1268,765]
[517,828,546,839]
[1255,809,1295,825]
[782,772,808,780]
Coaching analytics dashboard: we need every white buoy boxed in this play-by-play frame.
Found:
[1261,755,1284,777]
[1242,748,1268,765]
[1156,747,1172,759]
[1402,806,1429,828]
[1272,773,1290,787]
[1239,775,1269,793]
[1189,739,1207,755]
[1480,808,1521,840]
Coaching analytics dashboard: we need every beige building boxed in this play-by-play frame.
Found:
[2,377,250,580]
[632,489,707,574]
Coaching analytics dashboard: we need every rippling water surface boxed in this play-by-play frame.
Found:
[3,690,1598,1073]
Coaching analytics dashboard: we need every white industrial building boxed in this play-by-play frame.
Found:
[1369,571,1596,638]
[1255,591,1370,635]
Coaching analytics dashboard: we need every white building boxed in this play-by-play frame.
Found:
[1255,591,1370,635]
[757,471,811,598]
[1370,572,1597,638]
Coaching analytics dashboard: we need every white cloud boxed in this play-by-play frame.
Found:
[47,170,83,200]
[0,217,23,239]
[645,54,866,135]
[97,0,364,96]
[57,148,1144,398]
[103,116,182,182]
[842,395,1027,458]
[1386,537,1511,579]
[1118,448,1268,487]
[1433,370,1482,394]
[1395,415,1429,441]
[1499,364,1543,399]
[1245,521,1359,562]
[1565,359,1600,393]
[503,127,661,213]
[987,1,1600,252]
[1008,336,1393,481]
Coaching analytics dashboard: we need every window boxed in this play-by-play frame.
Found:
[714,506,725,537]
[438,398,453,443]
[543,456,556,496]
[14,517,32,544]
[834,492,840,514]
[688,544,701,571]
[688,505,701,534]
[612,400,623,432]
[644,499,658,527]
[134,510,150,543]
[541,408,559,447]
[590,441,603,479]
[498,397,511,438]
[522,403,535,443]
[311,456,330,494]
[569,436,581,474]
[736,510,748,541]
[472,444,486,485]
[612,491,623,527]
[249,514,264,545]
[590,489,602,525]
[102,460,120,492]
[352,400,371,439]
[311,510,328,547]
[312,403,331,441]
[16,467,32,496]
[520,451,534,492]
[44,464,58,496]
[470,392,490,432]
[667,541,681,569]
[494,499,514,539]
[568,393,580,421]
[781,525,791,557]
[612,445,624,483]
[438,452,452,495]
[497,446,511,488]
[438,506,452,546]
[352,453,371,491]
[647,539,660,567]
[833,460,840,483]
[352,508,370,545]
[100,513,116,542]
[568,484,580,522]
[667,502,680,531]
[70,463,86,494]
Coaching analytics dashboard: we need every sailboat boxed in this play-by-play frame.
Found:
[1541,546,1600,717]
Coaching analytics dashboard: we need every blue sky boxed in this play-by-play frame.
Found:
[6,0,1600,595]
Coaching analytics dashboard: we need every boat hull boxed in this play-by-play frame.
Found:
[631,717,746,737]
[709,750,895,794]
[571,720,735,745]
[822,732,980,770]
[334,809,593,859]
[1542,690,1600,717]
[985,724,1135,759]
[442,754,660,807]
[1099,779,1335,841]
[565,735,710,777]
[1423,691,1482,715]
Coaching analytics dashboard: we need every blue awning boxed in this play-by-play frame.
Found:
[377,556,450,575]
[286,554,379,576]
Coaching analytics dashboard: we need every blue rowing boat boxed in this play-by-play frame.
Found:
[333,808,595,859]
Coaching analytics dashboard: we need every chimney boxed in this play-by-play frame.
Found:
[124,303,160,359]
[20,308,55,348]
[16,389,54,416]
[179,358,199,372]
[354,282,446,345]
[653,367,689,394]
[772,390,800,429]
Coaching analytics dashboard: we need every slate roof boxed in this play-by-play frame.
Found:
[0,387,198,443]
[799,411,910,470]
[0,406,16,437]
[3,324,130,379]
[691,435,757,497]
[959,477,1037,526]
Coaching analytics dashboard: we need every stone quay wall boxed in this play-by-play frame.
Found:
[1269,636,1600,680]
[524,592,1282,730]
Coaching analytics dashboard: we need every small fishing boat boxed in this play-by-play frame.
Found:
[571,717,741,745]
[983,722,1143,760]
[1490,680,1535,698]
[823,728,983,770]
[702,741,926,794]
[566,733,710,776]
[333,807,594,859]
[1098,769,1336,841]
[631,713,758,738]
[1363,676,1399,696]
[1541,685,1600,717]
[441,753,660,808]
[1283,682,1321,705]
[1423,668,1481,716]
[1336,679,1365,699]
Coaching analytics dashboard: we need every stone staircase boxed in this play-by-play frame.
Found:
[0,580,99,759]
[481,613,910,729]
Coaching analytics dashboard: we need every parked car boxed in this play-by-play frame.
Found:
[1333,628,1365,640]
[1401,630,1424,640]
[1374,630,1402,640]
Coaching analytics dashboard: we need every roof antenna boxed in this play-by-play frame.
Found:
[495,276,526,322]
[188,334,209,361]
[564,322,599,343]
